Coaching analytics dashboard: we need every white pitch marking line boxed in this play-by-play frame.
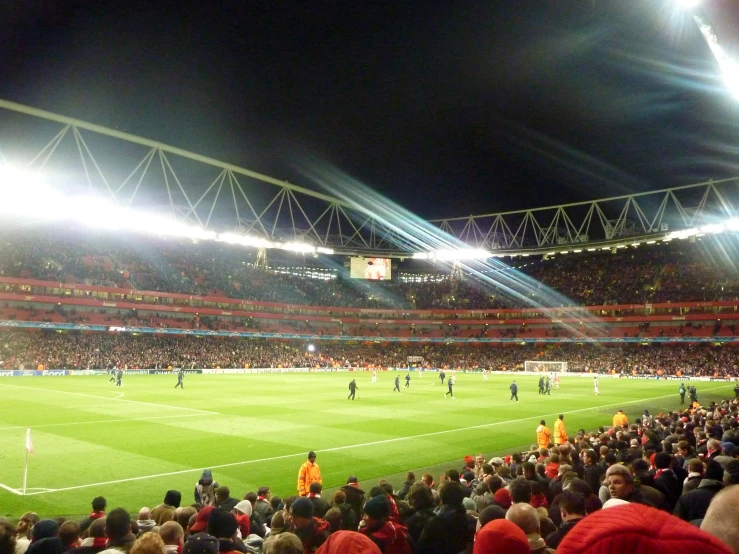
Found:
[0,413,213,431]
[0,384,219,415]
[0,482,22,495]
[19,385,733,496]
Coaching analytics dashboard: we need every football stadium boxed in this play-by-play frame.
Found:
[2,2,739,554]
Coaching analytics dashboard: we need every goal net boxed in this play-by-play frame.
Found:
[525,361,568,373]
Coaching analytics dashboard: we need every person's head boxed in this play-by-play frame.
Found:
[473,519,529,554]
[270,511,286,531]
[701,485,739,554]
[606,465,634,500]
[233,501,252,517]
[654,452,672,470]
[322,508,343,533]
[206,509,237,540]
[438,481,465,507]
[421,473,434,487]
[0,521,16,554]
[31,520,58,542]
[445,469,460,482]
[176,507,196,532]
[158,522,184,547]
[522,462,536,479]
[362,495,389,525]
[138,508,152,521]
[559,491,586,521]
[106,509,132,541]
[407,482,434,511]
[689,458,705,474]
[559,414,564,421]
[724,460,739,485]
[308,451,317,464]
[215,487,230,504]
[505,503,540,535]
[257,487,271,499]
[130,532,165,554]
[262,532,302,554]
[475,454,485,467]
[182,533,219,554]
[92,497,107,513]
[58,521,80,548]
[16,513,39,538]
[289,498,315,530]
[309,482,322,495]
[88,518,107,539]
[509,477,532,504]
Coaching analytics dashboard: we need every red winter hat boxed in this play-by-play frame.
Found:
[188,506,214,534]
[557,503,732,554]
[493,488,511,510]
[316,531,381,554]
[473,519,529,554]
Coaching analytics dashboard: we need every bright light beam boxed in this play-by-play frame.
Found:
[693,15,739,101]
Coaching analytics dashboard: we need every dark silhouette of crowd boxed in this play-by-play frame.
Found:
[5,395,739,554]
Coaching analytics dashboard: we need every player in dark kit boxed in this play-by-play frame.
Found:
[109,366,117,383]
[439,370,446,385]
[679,382,686,404]
[175,369,184,389]
[509,380,518,402]
[544,377,551,395]
[538,376,544,394]
[405,372,411,388]
[393,375,400,392]
[445,376,454,398]
[115,368,123,387]
[348,378,358,400]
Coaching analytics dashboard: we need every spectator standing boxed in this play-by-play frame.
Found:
[298,452,322,497]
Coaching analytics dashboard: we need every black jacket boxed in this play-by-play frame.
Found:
[673,479,724,522]
[545,518,584,550]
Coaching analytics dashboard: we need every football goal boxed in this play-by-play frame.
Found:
[524,360,568,373]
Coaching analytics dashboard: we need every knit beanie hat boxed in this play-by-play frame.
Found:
[291,497,315,519]
[315,530,382,554]
[363,496,389,520]
[207,508,237,539]
[473,519,529,554]
[182,533,219,554]
[557,503,732,554]
[493,488,512,510]
[32,520,59,541]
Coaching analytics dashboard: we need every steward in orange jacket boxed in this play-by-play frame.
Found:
[613,410,629,429]
[298,451,322,496]
[536,420,552,449]
[554,414,568,445]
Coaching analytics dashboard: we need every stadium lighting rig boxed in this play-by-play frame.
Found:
[412,248,493,261]
[0,166,334,256]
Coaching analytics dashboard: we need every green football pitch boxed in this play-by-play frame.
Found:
[0,372,733,518]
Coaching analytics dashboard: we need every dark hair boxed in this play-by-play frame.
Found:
[522,462,536,474]
[368,486,386,499]
[309,482,322,494]
[632,459,650,472]
[379,482,394,495]
[105,508,131,540]
[58,521,80,547]
[91,497,107,512]
[723,459,739,485]
[509,477,532,503]
[559,490,586,516]
[438,481,465,506]
[0,522,16,554]
[407,482,434,511]
[244,492,257,503]
[444,469,460,482]
[654,452,671,470]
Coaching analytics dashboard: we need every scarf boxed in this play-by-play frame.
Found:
[80,538,108,548]
[308,493,320,499]
[89,511,105,520]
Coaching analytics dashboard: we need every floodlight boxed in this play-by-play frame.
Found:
[675,0,701,8]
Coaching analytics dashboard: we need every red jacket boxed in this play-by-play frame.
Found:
[360,521,412,554]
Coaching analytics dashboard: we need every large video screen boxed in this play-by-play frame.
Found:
[350,257,392,280]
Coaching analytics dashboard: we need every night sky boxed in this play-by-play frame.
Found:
[1,0,739,220]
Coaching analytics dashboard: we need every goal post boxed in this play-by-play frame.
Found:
[524,361,568,373]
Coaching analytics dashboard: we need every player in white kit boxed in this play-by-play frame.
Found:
[593,376,599,395]
[372,369,377,384]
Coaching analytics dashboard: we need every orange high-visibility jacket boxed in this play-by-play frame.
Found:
[298,460,322,496]
[554,419,568,445]
[536,425,552,449]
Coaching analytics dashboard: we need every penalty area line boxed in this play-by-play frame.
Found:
[20,387,730,496]
[0,482,23,495]
[0,413,215,432]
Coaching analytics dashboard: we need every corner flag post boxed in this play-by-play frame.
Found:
[23,428,34,495]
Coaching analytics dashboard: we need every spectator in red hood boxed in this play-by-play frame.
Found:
[358,496,412,554]
[289,498,330,554]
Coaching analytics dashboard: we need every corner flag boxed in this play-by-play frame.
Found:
[26,428,34,455]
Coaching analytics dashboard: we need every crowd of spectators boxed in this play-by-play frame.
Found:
[5,395,739,553]
[1,331,738,376]
[1,228,739,311]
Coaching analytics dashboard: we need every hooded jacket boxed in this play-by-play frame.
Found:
[315,531,381,554]
[537,425,552,449]
[153,490,182,525]
[195,470,219,506]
